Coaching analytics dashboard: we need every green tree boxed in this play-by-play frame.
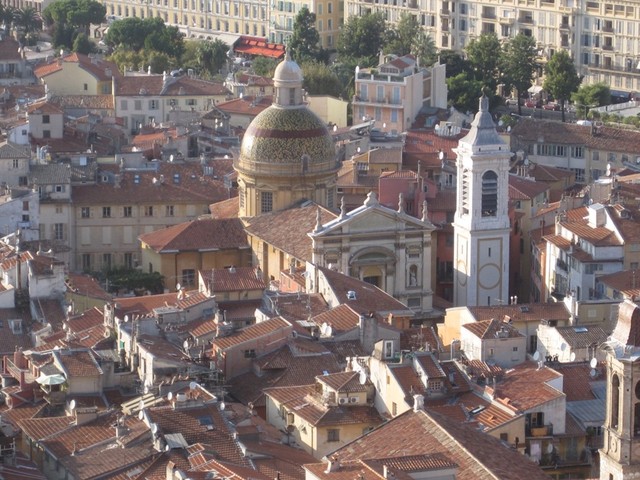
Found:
[301,61,342,97]
[543,50,582,122]
[446,72,483,113]
[146,51,171,74]
[43,0,105,35]
[290,6,325,64]
[385,12,420,56]
[571,82,610,118]
[109,48,143,73]
[0,5,15,32]
[466,33,502,97]
[72,31,94,54]
[252,56,278,77]
[439,50,472,78]
[338,12,387,63]
[411,30,437,67]
[197,39,229,78]
[104,17,146,50]
[13,7,40,34]
[501,33,537,116]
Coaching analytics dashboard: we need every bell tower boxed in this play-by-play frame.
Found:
[452,95,511,307]
[600,299,640,479]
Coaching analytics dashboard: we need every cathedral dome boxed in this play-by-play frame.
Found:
[238,106,335,170]
[273,56,303,85]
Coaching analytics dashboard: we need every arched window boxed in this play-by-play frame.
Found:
[611,373,620,429]
[482,170,498,217]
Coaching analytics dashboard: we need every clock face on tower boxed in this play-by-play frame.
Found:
[456,259,467,286]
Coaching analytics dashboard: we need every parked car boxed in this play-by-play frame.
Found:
[524,99,538,108]
[542,102,560,111]
[505,97,520,106]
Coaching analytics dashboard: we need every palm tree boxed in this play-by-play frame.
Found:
[13,7,41,35]
[0,4,15,32]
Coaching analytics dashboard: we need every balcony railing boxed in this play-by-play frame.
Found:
[5,358,34,384]
[559,22,570,30]
[602,44,614,51]
[481,11,496,18]
[519,16,534,24]
[588,62,640,75]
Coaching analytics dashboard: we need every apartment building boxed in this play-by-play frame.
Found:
[102,0,342,48]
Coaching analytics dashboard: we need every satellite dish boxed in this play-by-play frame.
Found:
[359,371,367,385]
[167,392,174,401]
[189,381,198,391]
[176,283,181,291]
[533,351,540,361]
[547,443,554,454]
[150,423,158,434]
[590,357,598,369]
[169,154,174,162]
[590,368,598,378]
[507,125,512,133]
[220,402,226,411]
[570,352,576,362]
[438,151,444,161]
[138,410,144,420]
[124,315,129,323]
[325,325,333,337]
[183,340,190,351]
[560,343,567,352]
[139,399,145,411]
[69,399,76,411]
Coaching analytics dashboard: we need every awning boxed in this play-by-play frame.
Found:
[528,85,544,94]
[234,36,285,59]
[36,373,66,385]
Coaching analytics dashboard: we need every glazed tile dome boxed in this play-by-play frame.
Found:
[238,105,336,168]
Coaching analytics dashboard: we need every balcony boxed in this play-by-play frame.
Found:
[499,16,515,24]
[44,390,66,406]
[602,25,614,32]
[440,8,450,15]
[559,22,570,30]
[481,11,496,19]
[588,62,640,75]
[5,358,34,384]
[519,16,534,24]
[528,424,553,437]
[556,258,568,273]
[602,44,614,51]
[406,0,418,7]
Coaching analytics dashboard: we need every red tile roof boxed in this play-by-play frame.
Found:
[200,266,265,292]
[318,409,550,480]
[468,302,570,324]
[139,218,248,252]
[34,53,120,82]
[212,317,291,351]
[114,74,230,96]
[462,318,523,339]
[54,349,102,377]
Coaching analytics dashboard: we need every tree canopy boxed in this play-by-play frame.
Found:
[337,12,387,65]
[301,61,342,97]
[501,34,537,115]
[543,50,582,121]
[446,72,484,113]
[197,39,229,78]
[385,13,419,56]
[571,82,611,118]
[465,33,502,97]
[289,6,326,64]
[43,0,105,34]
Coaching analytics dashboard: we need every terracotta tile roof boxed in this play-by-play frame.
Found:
[212,317,291,351]
[319,267,415,315]
[598,269,640,297]
[114,74,230,96]
[34,53,120,82]
[317,371,367,393]
[72,162,233,206]
[509,174,549,200]
[552,363,600,402]
[264,384,383,427]
[235,73,274,87]
[201,266,265,292]
[462,318,523,339]
[54,349,102,377]
[216,95,272,115]
[311,304,361,335]
[403,130,462,170]
[453,391,520,431]
[0,309,33,354]
[18,416,73,441]
[217,299,262,322]
[556,325,608,349]
[389,364,426,399]
[26,100,64,115]
[0,403,45,429]
[49,94,114,110]
[244,203,337,262]
[0,37,23,61]
[415,352,446,379]
[246,442,317,480]
[146,404,249,466]
[114,291,211,318]
[210,197,240,219]
[528,163,573,182]
[320,409,550,480]
[468,302,570,324]
[511,117,640,154]
[494,362,564,412]
[139,218,248,252]
[66,273,112,302]
[228,341,341,405]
